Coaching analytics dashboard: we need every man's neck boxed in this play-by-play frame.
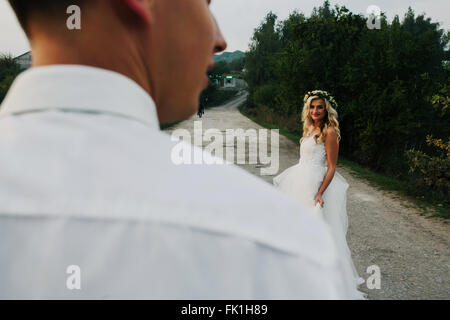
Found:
[30,36,152,98]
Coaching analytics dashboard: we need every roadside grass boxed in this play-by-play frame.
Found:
[239,105,450,220]
[339,157,449,220]
[205,89,239,109]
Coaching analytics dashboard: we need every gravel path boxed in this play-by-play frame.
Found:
[164,93,450,300]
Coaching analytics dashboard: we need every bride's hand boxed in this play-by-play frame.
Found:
[314,193,324,208]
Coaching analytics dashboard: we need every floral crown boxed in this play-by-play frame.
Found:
[304,90,339,109]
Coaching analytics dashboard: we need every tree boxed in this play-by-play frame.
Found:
[245,11,282,108]
[0,54,21,104]
[244,1,450,178]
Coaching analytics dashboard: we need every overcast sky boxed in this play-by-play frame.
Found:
[1,0,449,56]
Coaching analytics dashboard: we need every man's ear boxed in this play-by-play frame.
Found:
[124,0,154,23]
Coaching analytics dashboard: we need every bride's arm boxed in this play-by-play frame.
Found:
[314,127,339,207]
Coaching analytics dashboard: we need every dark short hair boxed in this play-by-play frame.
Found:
[8,0,84,35]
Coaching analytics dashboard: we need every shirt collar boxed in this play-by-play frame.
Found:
[0,65,160,130]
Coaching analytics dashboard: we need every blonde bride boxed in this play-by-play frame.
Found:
[273,90,365,299]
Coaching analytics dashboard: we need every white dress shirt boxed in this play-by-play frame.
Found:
[0,65,351,299]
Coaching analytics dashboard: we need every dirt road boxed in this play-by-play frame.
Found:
[164,93,450,300]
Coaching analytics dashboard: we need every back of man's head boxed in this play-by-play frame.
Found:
[7,0,227,124]
[8,0,84,37]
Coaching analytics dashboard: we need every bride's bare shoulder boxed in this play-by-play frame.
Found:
[326,126,338,138]
[324,127,339,146]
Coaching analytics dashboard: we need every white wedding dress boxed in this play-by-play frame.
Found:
[273,135,365,299]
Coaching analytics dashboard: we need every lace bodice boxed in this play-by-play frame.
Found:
[299,136,327,167]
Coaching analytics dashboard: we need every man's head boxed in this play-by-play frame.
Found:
[8,0,227,123]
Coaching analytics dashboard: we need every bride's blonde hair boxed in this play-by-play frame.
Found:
[301,96,341,144]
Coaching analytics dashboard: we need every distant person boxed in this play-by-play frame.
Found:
[0,0,359,299]
[197,91,207,118]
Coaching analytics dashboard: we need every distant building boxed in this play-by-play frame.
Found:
[209,74,247,89]
[222,75,247,89]
[223,75,236,88]
[14,51,32,70]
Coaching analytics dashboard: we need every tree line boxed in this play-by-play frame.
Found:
[0,54,21,104]
[210,57,246,78]
[243,1,449,200]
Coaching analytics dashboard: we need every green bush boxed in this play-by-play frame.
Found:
[201,82,239,109]
[406,136,450,198]
[205,89,238,109]
[253,84,279,110]
[0,54,21,104]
